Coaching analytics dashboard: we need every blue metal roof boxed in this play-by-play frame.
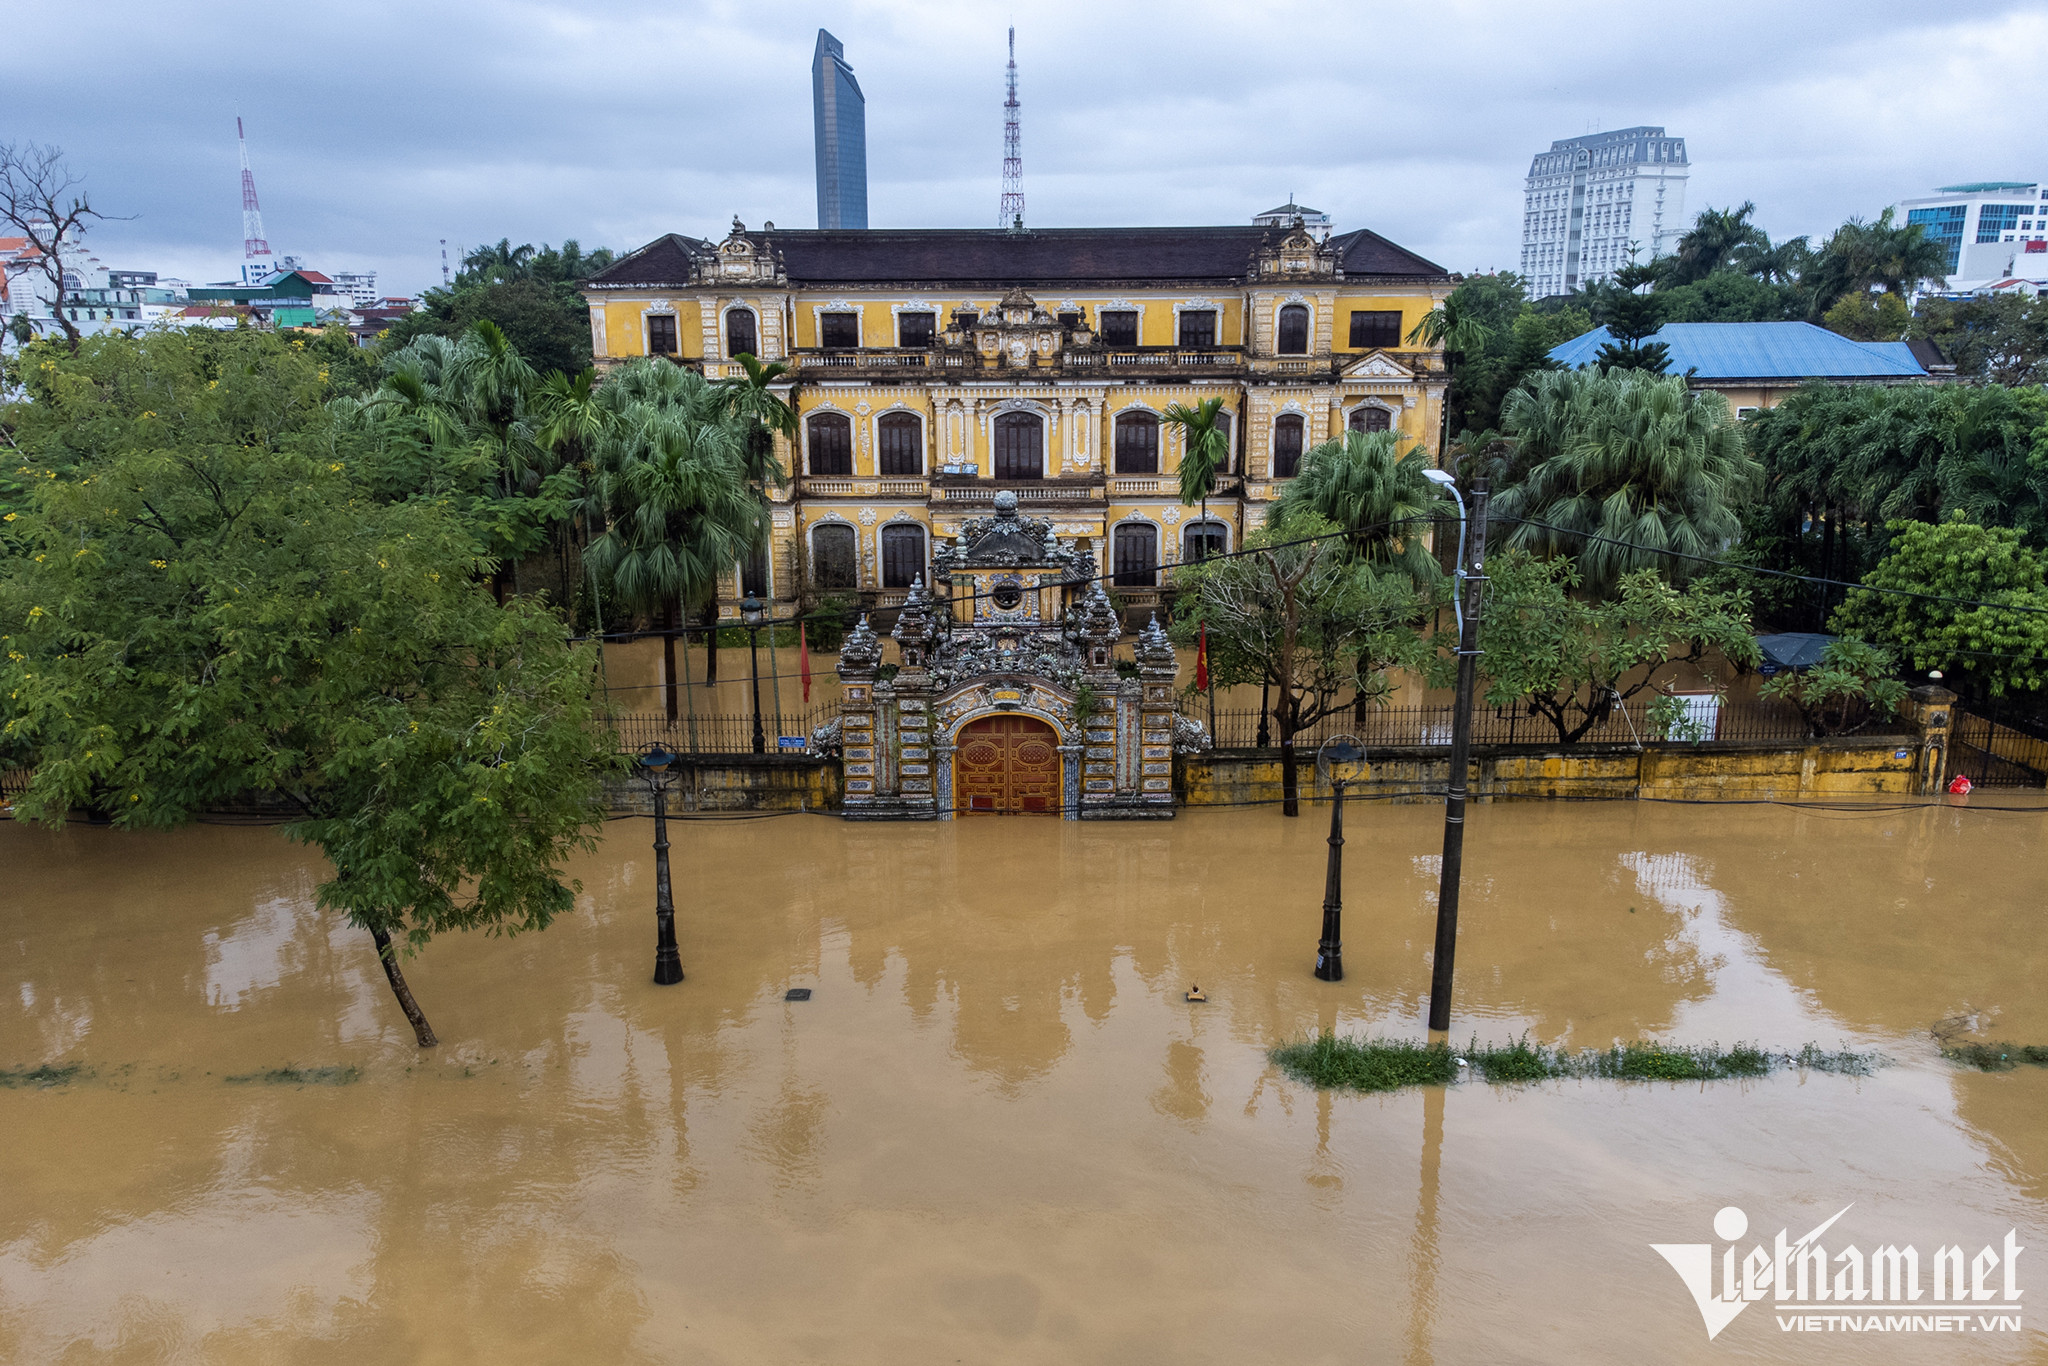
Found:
[1548,322,1928,379]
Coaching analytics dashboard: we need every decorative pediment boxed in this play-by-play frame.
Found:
[1342,351,1415,380]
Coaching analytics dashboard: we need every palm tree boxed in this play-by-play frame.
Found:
[716,352,797,488]
[1269,429,1449,587]
[584,362,762,719]
[1664,204,1767,285]
[1162,397,1228,557]
[1732,232,1812,287]
[1492,369,1759,593]
[461,238,537,284]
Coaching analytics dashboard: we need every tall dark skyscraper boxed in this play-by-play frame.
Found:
[812,29,868,230]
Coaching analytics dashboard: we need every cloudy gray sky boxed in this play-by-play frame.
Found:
[13,0,2044,295]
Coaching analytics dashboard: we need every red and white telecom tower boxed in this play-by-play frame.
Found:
[998,28,1024,229]
[237,117,274,282]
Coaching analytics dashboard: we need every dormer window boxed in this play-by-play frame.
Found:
[820,311,859,348]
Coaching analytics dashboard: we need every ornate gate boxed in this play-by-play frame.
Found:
[954,715,1061,814]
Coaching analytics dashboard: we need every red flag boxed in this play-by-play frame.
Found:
[1195,623,1209,691]
[799,620,812,703]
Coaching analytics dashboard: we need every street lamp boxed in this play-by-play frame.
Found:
[741,593,767,755]
[1314,735,1366,982]
[1419,468,1490,1033]
[640,744,684,986]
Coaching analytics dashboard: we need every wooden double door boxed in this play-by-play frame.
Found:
[955,715,1061,815]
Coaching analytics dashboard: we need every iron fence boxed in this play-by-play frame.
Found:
[1200,699,1913,751]
[608,705,842,757]
[1948,712,2048,788]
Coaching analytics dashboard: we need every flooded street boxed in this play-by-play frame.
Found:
[3,802,2045,1363]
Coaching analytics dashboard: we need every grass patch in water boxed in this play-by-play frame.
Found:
[224,1066,361,1087]
[0,1063,87,1088]
[1943,1042,2048,1072]
[1271,1033,1881,1093]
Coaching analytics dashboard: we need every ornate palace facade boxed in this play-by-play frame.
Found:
[582,214,1453,621]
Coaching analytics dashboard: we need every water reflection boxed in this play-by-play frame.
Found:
[4,802,2047,1361]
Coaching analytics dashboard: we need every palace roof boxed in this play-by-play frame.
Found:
[590,225,1448,290]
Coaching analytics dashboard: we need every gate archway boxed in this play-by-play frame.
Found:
[955,715,1061,814]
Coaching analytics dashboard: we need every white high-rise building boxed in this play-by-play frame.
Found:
[1896,182,2048,288]
[1520,127,1689,298]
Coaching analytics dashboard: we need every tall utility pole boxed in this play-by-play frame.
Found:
[236,117,273,280]
[440,239,450,285]
[1426,476,1490,1034]
[998,27,1024,230]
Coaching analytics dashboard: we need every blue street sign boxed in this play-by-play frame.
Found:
[777,736,807,750]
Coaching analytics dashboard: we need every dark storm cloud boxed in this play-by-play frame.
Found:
[12,0,2042,293]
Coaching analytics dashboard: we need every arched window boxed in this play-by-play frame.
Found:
[1348,406,1393,434]
[1183,520,1227,563]
[1272,414,1305,478]
[725,307,758,359]
[993,411,1043,480]
[881,524,926,589]
[1113,524,1158,587]
[1277,304,1310,355]
[877,412,923,476]
[811,524,857,589]
[1114,411,1159,474]
[807,412,852,476]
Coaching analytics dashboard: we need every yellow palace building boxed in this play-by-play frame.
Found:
[582,209,1453,621]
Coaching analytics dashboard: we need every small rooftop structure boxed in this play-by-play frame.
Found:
[1547,321,1944,411]
[1549,322,1928,381]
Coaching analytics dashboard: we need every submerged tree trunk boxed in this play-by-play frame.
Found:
[662,599,681,722]
[369,926,438,1048]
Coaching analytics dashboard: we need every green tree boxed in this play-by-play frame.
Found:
[379,238,616,377]
[1493,368,1758,593]
[0,330,614,1046]
[1478,554,1757,742]
[1168,512,1431,815]
[1270,429,1449,585]
[1913,293,2048,387]
[1162,396,1228,552]
[1831,516,2048,698]
[1654,270,1805,324]
[584,359,764,718]
[1586,260,1670,373]
[1806,209,1949,316]
[715,352,798,487]
[1822,290,1912,341]
[1663,203,1768,286]
[1759,639,1908,736]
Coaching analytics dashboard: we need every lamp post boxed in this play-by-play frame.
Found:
[1314,735,1365,982]
[741,593,767,755]
[1420,469,1489,1033]
[640,744,685,986]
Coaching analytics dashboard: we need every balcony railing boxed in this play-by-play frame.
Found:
[800,477,930,498]
[931,479,1106,505]
[793,348,935,372]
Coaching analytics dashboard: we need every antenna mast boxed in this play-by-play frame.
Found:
[998,28,1024,229]
[237,117,273,268]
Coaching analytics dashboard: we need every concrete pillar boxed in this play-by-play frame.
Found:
[1907,684,1957,794]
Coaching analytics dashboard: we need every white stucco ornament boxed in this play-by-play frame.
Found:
[1161,505,1182,525]
[859,507,878,527]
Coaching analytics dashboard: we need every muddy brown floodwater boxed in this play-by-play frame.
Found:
[4,801,2047,1364]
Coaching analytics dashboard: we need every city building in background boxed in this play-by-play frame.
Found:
[1520,127,1689,297]
[1253,202,1331,241]
[1898,182,2048,287]
[812,30,868,230]
[582,213,1450,628]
